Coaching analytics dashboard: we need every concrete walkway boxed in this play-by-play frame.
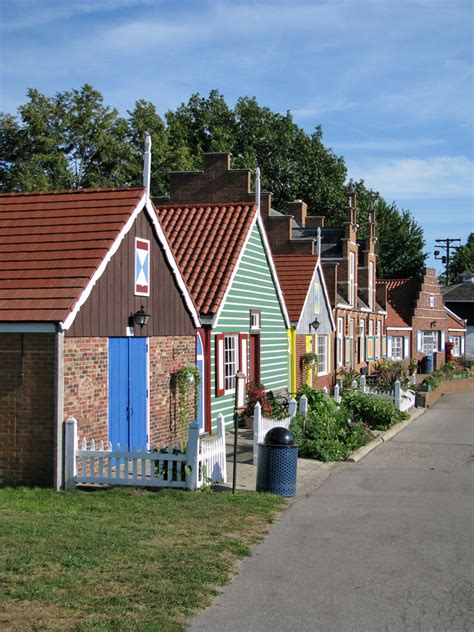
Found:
[190,392,473,631]
[217,425,336,498]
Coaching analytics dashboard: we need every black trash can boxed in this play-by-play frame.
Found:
[256,427,298,497]
[421,354,434,374]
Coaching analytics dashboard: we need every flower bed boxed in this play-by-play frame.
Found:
[290,386,408,462]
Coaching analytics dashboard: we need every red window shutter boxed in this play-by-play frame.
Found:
[239,334,249,378]
[215,333,225,397]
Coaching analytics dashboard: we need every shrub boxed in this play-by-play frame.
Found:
[341,390,409,430]
[368,360,412,392]
[289,392,371,462]
[296,384,330,410]
[336,368,360,390]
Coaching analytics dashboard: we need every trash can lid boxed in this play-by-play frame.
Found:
[264,427,294,445]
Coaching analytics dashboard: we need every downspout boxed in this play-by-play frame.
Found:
[54,329,65,490]
[289,327,297,395]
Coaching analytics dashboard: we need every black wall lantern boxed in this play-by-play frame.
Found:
[309,317,320,332]
[132,305,151,329]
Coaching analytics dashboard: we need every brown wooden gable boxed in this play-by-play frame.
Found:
[67,209,195,337]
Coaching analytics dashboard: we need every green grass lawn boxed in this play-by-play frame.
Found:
[0,487,285,631]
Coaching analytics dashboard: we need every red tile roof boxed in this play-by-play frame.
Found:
[378,278,419,328]
[0,187,145,322]
[273,254,317,322]
[154,203,257,315]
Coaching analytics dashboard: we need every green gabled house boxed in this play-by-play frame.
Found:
[154,153,290,431]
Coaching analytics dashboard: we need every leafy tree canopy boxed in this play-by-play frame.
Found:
[449,233,474,278]
[0,85,426,277]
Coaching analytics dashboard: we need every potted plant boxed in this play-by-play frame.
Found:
[243,382,271,429]
[301,352,318,370]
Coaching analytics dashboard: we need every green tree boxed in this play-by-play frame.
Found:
[0,85,132,190]
[0,85,427,280]
[449,233,474,277]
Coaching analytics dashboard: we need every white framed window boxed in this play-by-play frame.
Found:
[422,331,438,355]
[392,336,403,360]
[337,317,344,366]
[349,252,355,306]
[224,334,239,392]
[369,260,374,310]
[448,336,461,357]
[250,310,261,331]
[429,294,435,308]
[317,335,328,375]
[368,320,374,336]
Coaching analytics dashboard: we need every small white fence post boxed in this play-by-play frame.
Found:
[299,394,308,416]
[64,416,78,490]
[253,402,262,466]
[394,380,401,410]
[334,383,340,404]
[359,375,366,393]
[186,421,200,490]
[288,397,297,418]
[216,413,227,484]
[351,380,358,390]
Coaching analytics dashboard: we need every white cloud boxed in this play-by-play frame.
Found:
[331,138,444,152]
[349,156,474,199]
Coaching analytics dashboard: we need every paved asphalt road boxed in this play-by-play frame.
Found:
[189,392,473,631]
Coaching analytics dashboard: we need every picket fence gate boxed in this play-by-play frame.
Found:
[252,395,308,465]
[333,375,415,412]
[64,415,227,490]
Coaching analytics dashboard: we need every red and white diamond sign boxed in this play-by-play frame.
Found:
[135,238,150,296]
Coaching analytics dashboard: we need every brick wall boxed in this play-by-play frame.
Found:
[63,337,109,443]
[0,333,55,486]
[295,334,335,392]
[411,268,449,360]
[148,335,196,446]
[155,153,255,205]
[63,335,196,448]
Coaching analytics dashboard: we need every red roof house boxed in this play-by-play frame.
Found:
[379,268,467,366]
[0,187,199,487]
[153,154,290,432]
[273,254,335,393]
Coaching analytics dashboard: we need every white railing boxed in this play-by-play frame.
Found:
[333,374,415,412]
[64,415,226,490]
[252,395,307,465]
[199,414,227,485]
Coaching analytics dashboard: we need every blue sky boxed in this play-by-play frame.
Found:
[1,0,472,273]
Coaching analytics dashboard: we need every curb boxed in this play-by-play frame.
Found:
[346,406,426,463]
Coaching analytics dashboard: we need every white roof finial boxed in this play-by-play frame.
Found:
[143,133,152,197]
[255,167,261,214]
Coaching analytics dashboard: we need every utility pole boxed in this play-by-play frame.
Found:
[434,238,461,286]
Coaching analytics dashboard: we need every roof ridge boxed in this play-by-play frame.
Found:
[0,186,145,198]
[153,201,256,210]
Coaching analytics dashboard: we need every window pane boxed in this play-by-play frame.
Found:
[224,335,238,390]
[393,336,403,359]
[317,335,327,374]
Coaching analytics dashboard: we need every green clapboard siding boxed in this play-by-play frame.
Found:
[211,222,289,429]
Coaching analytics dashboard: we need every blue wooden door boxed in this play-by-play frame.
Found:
[108,338,148,450]
[196,333,205,432]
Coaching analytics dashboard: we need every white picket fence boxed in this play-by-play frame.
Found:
[252,395,308,465]
[64,415,227,490]
[333,375,415,412]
